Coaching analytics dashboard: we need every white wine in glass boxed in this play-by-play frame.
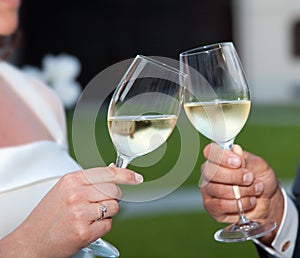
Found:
[184,100,251,146]
[180,42,276,242]
[108,114,178,161]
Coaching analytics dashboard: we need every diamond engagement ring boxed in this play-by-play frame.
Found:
[101,205,107,220]
[96,204,107,221]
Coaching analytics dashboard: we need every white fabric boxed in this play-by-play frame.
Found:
[253,188,298,258]
[0,143,81,239]
[0,62,81,239]
[0,142,80,194]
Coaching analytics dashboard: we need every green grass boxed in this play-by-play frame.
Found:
[66,104,300,258]
[104,212,257,258]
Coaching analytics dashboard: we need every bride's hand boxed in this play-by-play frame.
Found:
[0,166,143,258]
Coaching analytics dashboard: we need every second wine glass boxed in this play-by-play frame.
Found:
[180,42,276,242]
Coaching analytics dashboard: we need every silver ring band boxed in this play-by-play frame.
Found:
[101,204,107,220]
[96,204,107,221]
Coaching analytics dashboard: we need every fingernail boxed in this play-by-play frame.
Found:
[243,172,253,184]
[109,163,115,167]
[228,156,241,168]
[255,182,263,194]
[134,173,144,183]
[250,197,256,206]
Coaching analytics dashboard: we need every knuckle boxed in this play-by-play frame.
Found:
[218,187,232,199]
[61,172,80,185]
[203,199,214,213]
[101,218,112,234]
[217,201,227,212]
[200,163,210,179]
[60,173,82,194]
[113,200,120,214]
[71,206,85,222]
[227,171,241,185]
[65,191,83,205]
[202,202,210,213]
[122,170,136,182]
[74,224,92,244]
[110,184,122,199]
[106,166,118,178]
[240,198,251,211]
[207,184,232,199]
[116,204,120,214]
[219,199,235,212]
[203,201,226,223]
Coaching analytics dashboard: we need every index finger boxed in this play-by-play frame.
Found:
[201,161,252,186]
[81,166,144,185]
[203,143,244,169]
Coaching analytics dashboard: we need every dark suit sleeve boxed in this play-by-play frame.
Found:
[255,244,277,258]
[291,164,300,258]
[255,164,300,258]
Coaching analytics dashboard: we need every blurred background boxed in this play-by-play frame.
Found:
[17,0,300,105]
[17,0,231,86]
[14,0,300,257]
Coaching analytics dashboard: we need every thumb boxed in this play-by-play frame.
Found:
[232,144,243,155]
[232,144,247,167]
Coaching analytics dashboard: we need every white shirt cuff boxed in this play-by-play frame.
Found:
[253,187,298,258]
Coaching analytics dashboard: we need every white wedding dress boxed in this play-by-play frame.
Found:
[0,61,81,240]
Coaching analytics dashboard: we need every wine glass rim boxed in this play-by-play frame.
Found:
[179,42,234,57]
[136,54,186,76]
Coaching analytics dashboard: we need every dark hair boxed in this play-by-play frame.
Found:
[0,32,20,60]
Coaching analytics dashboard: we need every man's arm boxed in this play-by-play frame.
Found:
[256,163,300,258]
[255,188,298,258]
[291,164,300,258]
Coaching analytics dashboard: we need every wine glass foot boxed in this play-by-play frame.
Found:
[82,238,120,257]
[214,220,277,242]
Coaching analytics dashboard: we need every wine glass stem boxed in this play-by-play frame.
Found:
[219,139,250,225]
[115,154,130,168]
[233,185,251,224]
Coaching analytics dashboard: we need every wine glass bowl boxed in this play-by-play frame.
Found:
[107,55,185,168]
[181,42,251,149]
[180,42,276,242]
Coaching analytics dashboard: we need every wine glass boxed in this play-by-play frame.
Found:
[84,55,185,257]
[107,55,185,168]
[180,42,276,242]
